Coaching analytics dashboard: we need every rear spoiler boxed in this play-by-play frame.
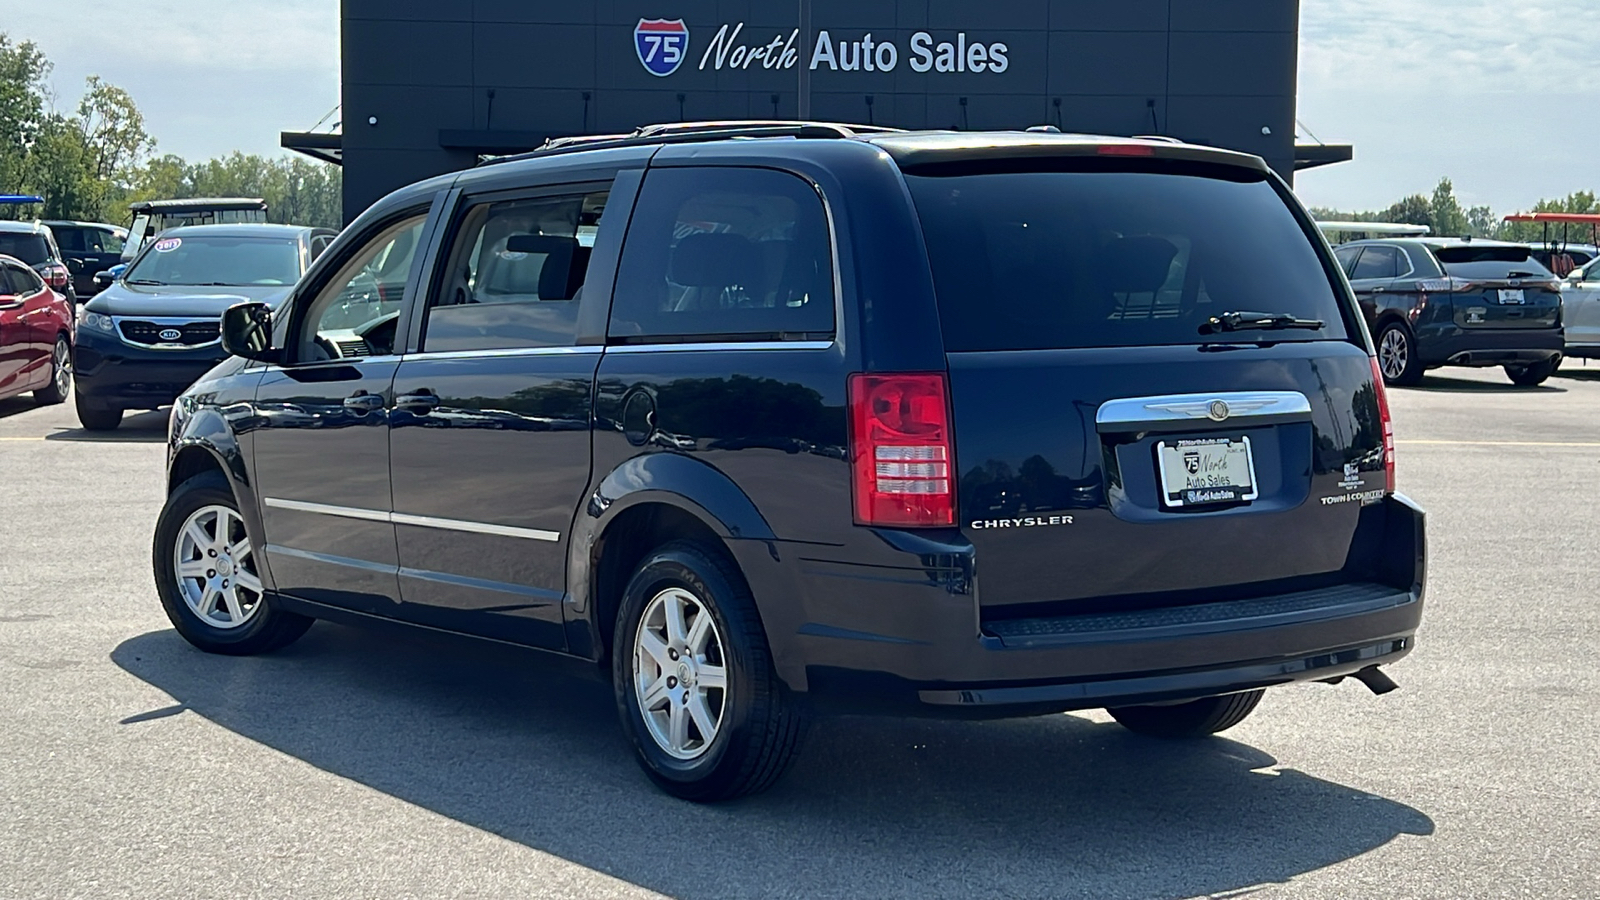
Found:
[868,134,1270,175]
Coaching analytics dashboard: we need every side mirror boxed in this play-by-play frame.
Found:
[93,264,127,288]
[220,302,281,363]
[67,258,83,273]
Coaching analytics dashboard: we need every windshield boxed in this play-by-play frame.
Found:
[0,232,49,266]
[1433,246,1554,280]
[123,235,301,286]
[906,167,1349,351]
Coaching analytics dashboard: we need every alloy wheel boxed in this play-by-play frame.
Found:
[173,505,264,629]
[632,586,728,760]
[1379,328,1409,380]
[52,339,71,397]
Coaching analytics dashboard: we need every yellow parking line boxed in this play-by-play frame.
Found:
[0,436,40,441]
[1398,439,1600,447]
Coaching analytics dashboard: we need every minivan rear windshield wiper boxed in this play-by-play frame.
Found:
[1199,310,1326,335]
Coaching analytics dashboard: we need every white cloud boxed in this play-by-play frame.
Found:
[1296,0,1600,214]
[3,1,338,161]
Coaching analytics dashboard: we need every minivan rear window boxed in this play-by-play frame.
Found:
[0,233,49,266]
[1432,246,1553,280]
[906,169,1349,352]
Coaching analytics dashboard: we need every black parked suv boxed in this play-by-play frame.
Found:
[1334,238,1564,386]
[41,220,128,298]
[154,123,1427,801]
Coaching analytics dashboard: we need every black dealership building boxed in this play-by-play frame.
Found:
[285,1,1348,222]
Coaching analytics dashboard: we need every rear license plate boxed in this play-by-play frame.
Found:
[1156,437,1259,508]
[1498,289,1525,304]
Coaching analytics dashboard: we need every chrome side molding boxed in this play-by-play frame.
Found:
[264,497,561,542]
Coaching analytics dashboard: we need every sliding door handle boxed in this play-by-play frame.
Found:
[394,389,439,415]
[342,391,385,412]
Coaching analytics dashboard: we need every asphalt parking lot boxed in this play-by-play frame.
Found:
[2,367,1597,900]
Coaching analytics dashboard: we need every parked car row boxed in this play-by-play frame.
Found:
[1333,238,1565,386]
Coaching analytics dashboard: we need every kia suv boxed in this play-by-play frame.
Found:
[153,122,1427,801]
[1334,238,1564,386]
[74,223,335,430]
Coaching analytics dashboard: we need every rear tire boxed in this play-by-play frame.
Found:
[33,336,70,405]
[1505,356,1560,387]
[612,540,807,801]
[152,470,312,655]
[1107,690,1265,739]
[74,391,122,431]
[1375,322,1423,386]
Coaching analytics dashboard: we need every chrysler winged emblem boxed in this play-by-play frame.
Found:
[1144,397,1278,420]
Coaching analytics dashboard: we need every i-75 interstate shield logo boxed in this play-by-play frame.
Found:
[635,19,689,76]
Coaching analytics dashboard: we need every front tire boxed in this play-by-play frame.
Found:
[1375,322,1423,386]
[612,540,806,801]
[74,391,122,431]
[1107,690,1264,739]
[152,470,312,655]
[33,336,70,405]
[1505,355,1560,387]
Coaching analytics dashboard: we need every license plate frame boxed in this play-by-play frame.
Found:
[1155,436,1259,509]
[1498,288,1525,305]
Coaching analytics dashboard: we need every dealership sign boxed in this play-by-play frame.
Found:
[633,19,1011,75]
[635,19,690,76]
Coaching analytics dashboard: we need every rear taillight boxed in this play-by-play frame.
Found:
[1415,277,1477,293]
[849,373,954,527]
[44,264,69,290]
[1369,356,1396,494]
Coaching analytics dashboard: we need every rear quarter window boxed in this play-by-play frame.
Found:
[609,167,835,343]
[906,166,1349,352]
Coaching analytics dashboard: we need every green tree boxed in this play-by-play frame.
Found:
[24,115,99,218]
[0,33,50,218]
[76,75,153,181]
[1381,193,1432,227]
[1428,177,1468,238]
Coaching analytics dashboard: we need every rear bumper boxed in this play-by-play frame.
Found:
[73,330,225,409]
[1419,327,1563,367]
[733,493,1426,716]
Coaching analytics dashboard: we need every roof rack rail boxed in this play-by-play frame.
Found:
[478,120,903,167]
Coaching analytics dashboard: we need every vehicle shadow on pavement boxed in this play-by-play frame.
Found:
[0,396,44,420]
[43,410,167,443]
[1402,375,1564,394]
[112,624,1434,900]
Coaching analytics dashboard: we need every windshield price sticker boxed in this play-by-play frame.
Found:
[153,238,182,253]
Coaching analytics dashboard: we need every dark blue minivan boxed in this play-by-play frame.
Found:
[153,123,1426,800]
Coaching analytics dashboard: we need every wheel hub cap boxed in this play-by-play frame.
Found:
[632,586,727,760]
[174,505,262,630]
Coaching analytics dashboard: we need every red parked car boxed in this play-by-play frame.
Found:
[0,253,73,406]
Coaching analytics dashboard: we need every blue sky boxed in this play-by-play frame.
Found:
[5,0,1595,215]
